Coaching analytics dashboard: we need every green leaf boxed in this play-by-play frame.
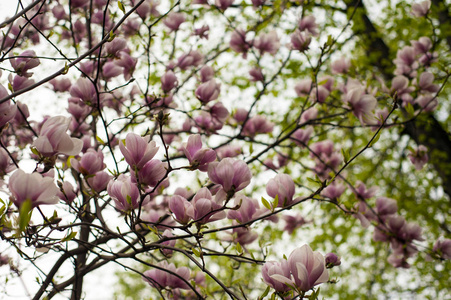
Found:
[61,231,77,242]
[19,199,33,232]
[341,148,350,164]
[261,197,271,210]
[96,136,105,145]
[192,247,201,257]
[405,102,414,117]
[117,0,125,13]
[272,194,279,209]
[236,242,243,255]
[259,286,270,299]
[369,130,381,147]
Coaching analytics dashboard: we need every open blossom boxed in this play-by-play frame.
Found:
[254,31,280,55]
[163,12,185,32]
[133,159,167,187]
[33,116,83,157]
[70,78,97,104]
[143,261,191,290]
[242,115,274,137]
[208,158,252,193]
[229,29,251,58]
[182,134,216,171]
[169,188,225,224]
[433,238,451,260]
[266,244,329,293]
[261,260,291,292]
[298,15,319,36]
[10,50,40,77]
[412,1,430,17]
[408,145,428,170]
[290,29,311,52]
[9,169,59,208]
[344,87,377,124]
[227,195,259,223]
[0,85,17,128]
[119,133,159,170]
[331,57,351,74]
[71,148,105,175]
[107,175,140,212]
[266,174,296,207]
[0,148,16,176]
[195,79,221,104]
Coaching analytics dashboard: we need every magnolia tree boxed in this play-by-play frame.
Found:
[0,0,450,299]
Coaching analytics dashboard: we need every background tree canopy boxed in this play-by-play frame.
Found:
[0,0,449,299]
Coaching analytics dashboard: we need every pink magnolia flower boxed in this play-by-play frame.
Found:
[261,260,291,292]
[10,50,40,77]
[344,87,377,124]
[33,116,83,157]
[105,38,127,57]
[254,31,280,55]
[249,67,264,82]
[322,182,346,199]
[0,148,15,176]
[57,181,77,204]
[102,62,123,79]
[0,84,17,128]
[69,78,97,104]
[408,145,428,170]
[8,74,35,92]
[193,25,210,39]
[216,0,235,10]
[186,187,226,224]
[216,144,242,158]
[227,195,259,223]
[209,102,229,123]
[270,244,329,293]
[354,180,378,200]
[331,57,351,74]
[163,12,186,32]
[266,174,296,207]
[433,238,451,260]
[177,51,203,69]
[412,1,430,17]
[169,195,193,224]
[375,197,398,217]
[143,261,191,290]
[115,51,137,80]
[283,214,308,234]
[86,171,112,193]
[71,148,105,175]
[195,79,221,104]
[290,29,311,52]
[294,79,313,97]
[415,94,438,112]
[325,253,341,268]
[208,158,252,194]
[9,169,59,208]
[242,115,274,137]
[160,229,176,256]
[199,65,214,83]
[50,78,72,92]
[135,0,160,19]
[229,29,251,58]
[182,134,216,171]
[107,175,140,212]
[134,159,167,187]
[417,72,439,93]
[411,37,432,55]
[298,15,319,36]
[119,133,159,170]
